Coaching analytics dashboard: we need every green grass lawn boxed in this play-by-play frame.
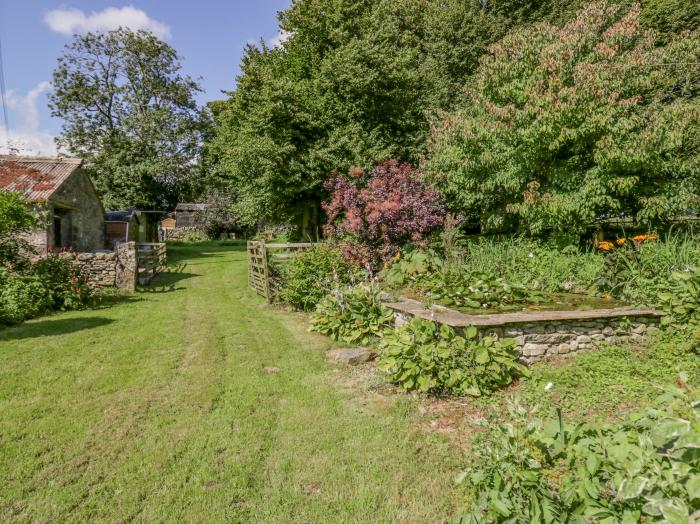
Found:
[0,243,462,523]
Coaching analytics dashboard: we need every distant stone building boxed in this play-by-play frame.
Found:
[0,155,104,255]
[174,203,209,228]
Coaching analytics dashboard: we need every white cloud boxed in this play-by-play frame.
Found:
[269,29,291,49]
[0,81,57,156]
[44,6,171,39]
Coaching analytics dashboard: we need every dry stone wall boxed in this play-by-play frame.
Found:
[57,242,139,291]
[59,251,117,287]
[479,317,661,363]
[161,227,205,241]
[389,299,664,364]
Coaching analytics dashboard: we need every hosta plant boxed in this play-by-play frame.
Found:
[309,286,394,345]
[461,381,700,523]
[378,317,527,396]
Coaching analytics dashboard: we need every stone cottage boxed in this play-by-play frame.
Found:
[0,155,104,255]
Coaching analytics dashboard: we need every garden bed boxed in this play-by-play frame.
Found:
[384,297,665,364]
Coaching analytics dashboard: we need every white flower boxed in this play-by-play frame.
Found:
[544,382,553,391]
[528,252,535,258]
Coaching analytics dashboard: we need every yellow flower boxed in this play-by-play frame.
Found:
[597,241,614,251]
[383,262,390,270]
[393,252,401,261]
[615,238,626,246]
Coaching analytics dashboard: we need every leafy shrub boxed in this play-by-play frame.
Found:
[0,270,50,325]
[32,255,96,311]
[0,189,39,269]
[182,229,207,243]
[461,383,700,523]
[378,317,527,396]
[658,268,700,341]
[309,286,393,345]
[323,159,445,269]
[280,245,358,311]
[0,255,96,326]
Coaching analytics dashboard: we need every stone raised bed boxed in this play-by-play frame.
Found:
[385,298,665,364]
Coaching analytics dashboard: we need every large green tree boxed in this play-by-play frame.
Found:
[50,29,206,210]
[207,0,700,234]
[427,3,700,234]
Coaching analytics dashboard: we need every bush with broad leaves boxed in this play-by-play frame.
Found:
[460,381,700,523]
[378,317,527,396]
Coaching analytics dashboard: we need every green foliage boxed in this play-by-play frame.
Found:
[381,250,544,310]
[428,3,700,235]
[424,271,542,310]
[378,318,527,396]
[49,29,206,209]
[32,255,96,311]
[281,245,358,311]
[0,191,39,269]
[521,338,700,419]
[181,230,208,243]
[658,268,700,338]
[0,256,96,326]
[308,286,393,344]
[0,270,50,325]
[456,238,603,293]
[461,384,700,523]
[641,0,700,41]
[595,234,700,304]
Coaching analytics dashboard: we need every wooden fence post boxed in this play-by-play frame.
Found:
[260,242,271,302]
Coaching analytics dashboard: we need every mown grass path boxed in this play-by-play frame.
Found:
[0,243,461,523]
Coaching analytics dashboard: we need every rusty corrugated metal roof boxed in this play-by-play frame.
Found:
[0,155,83,202]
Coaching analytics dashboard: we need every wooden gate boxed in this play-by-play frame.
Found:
[247,241,317,302]
[136,243,167,285]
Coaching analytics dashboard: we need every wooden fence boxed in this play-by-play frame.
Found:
[247,241,317,301]
[136,243,167,285]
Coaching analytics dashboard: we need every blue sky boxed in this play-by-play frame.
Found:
[0,1,290,154]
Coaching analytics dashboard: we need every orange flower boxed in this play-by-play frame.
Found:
[615,238,626,246]
[633,234,658,243]
[597,241,614,251]
[383,261,390,270]
[393,252,401,261]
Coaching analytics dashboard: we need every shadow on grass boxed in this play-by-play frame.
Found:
[141,263,200,293]
[0,317,114,342]
[93,293,143,310]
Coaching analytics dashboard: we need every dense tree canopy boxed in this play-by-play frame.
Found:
[427,3,700,234]
[206,0,699,234]
[50,29,206,210]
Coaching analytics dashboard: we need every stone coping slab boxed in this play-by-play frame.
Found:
[385,298,664,328]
